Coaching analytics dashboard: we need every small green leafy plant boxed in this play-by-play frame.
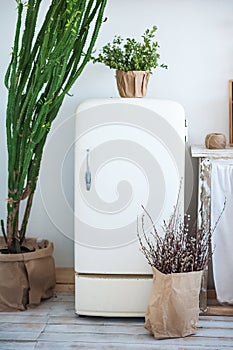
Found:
[92,26,167,73]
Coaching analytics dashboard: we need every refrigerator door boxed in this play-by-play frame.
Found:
[74,98,185,274]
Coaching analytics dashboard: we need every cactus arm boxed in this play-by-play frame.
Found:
[4,0,107,250]
[5,2,23,190]
[18,0,42,73]
[20,133,47,242]
[62,0,107,93]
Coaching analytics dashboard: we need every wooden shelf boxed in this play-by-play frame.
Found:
[191,144,233,158]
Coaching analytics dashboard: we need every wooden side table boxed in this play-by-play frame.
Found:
[191,145,233,311]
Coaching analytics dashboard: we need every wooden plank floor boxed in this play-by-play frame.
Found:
[0,293,233,350]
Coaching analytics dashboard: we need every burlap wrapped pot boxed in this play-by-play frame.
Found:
[116,70,150,98]
[0,238,56,311]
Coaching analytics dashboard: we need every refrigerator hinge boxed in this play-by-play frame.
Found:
[185,118,188,142]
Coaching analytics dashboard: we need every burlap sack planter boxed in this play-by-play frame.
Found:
[116,70,150,98]
[145,267,202,339]
[0,238,56,311]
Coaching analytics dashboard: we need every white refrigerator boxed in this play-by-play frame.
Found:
[74,98,186,316]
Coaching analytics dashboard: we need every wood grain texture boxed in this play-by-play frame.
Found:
[204,305,233,317]
[55,284,75,292]
[55,268,75,284]
[55,267,75,292]
[207,289,217,299]
[0,292,233,349]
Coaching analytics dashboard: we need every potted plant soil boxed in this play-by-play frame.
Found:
[92,26,167,97]
[0,0,107,312]
[137,184,224,339]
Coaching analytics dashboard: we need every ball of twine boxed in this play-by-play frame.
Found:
[205,133,226,149]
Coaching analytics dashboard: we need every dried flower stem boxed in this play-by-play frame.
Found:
[137,189,225,274]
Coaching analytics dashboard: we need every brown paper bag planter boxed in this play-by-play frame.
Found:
[145,267,202,339]
[116,70,150,98]
[138,180,225,339]
[0,238,56,311]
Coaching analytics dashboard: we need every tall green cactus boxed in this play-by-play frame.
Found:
[1,0,107,253]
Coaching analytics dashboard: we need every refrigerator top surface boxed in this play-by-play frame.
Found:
[76,98,185,138]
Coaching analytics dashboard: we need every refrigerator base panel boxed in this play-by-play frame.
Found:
[75,274,153,317]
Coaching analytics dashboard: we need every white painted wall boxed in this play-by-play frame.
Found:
[0,0,233,267]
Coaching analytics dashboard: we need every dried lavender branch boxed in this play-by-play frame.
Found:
[141,205,163,246]
[138,193,225,274]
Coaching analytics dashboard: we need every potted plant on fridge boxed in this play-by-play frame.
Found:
[92,26,168,98]
[137,185,225,339]
[0,0,107,311]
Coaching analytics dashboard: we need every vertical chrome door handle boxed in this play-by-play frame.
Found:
[85,149,91,191]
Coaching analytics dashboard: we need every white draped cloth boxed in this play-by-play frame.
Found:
[211,160,233,304]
